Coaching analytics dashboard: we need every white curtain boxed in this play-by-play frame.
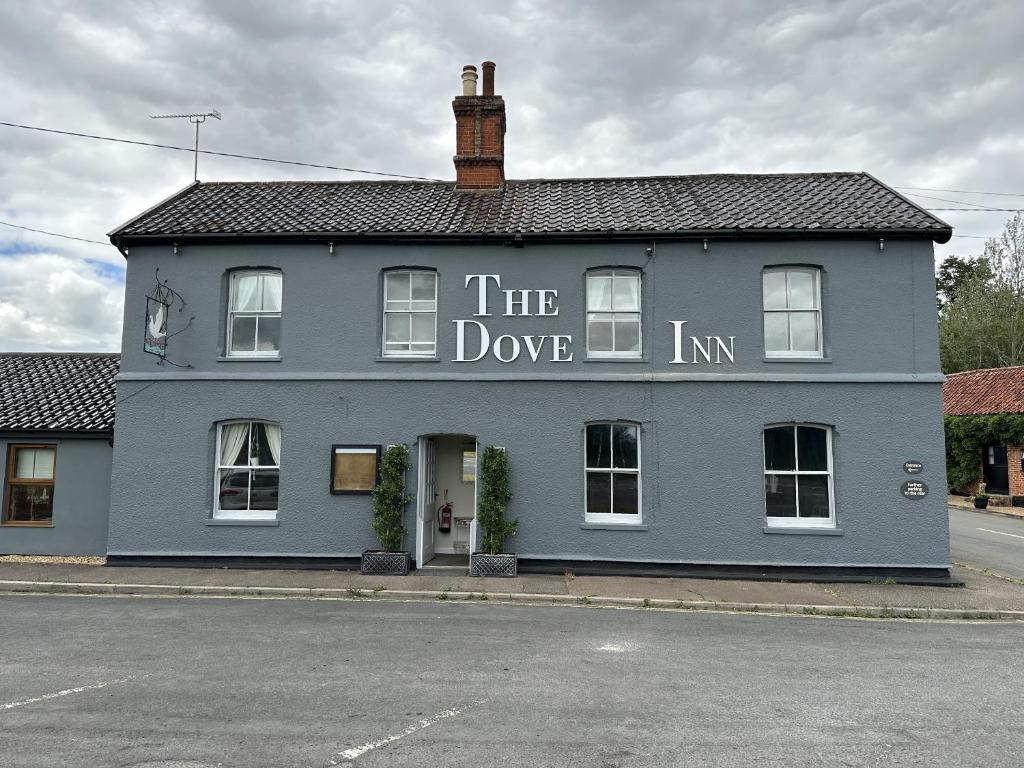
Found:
[232,274,260,311]
[220,423,249,467]
[264,423,282,466]
[262,274,282,312]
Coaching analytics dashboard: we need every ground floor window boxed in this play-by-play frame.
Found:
[215,421,281,520]
[763,424,834,527]
[585,422,641,523]
[4,445,56,525]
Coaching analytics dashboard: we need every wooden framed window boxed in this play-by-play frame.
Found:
[215,421,281,520]
[763,424,835,528]
[762,267,823,358]
[227,270,283,357]
[4,445,57,526]
[331,445,381,495]
[584,423,641,523]
[586,269,642,358]
[382,270,437,357]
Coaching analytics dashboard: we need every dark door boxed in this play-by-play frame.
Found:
[983,445,1009,495]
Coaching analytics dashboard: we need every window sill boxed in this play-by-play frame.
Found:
[583,357,648,364]
[375,356,440,363]
[763,526,843,536]
[217,355,281,363]
[206,518,280,527]
[581,522,648,531]
[1,521,54,528]
[763,356,831,364]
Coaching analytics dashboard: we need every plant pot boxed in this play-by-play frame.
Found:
[361,550,411,576]
[470,552,517,578]
[974,497,989,510]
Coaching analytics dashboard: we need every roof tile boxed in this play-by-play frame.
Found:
[943,367,1024,416]
[110,173,950,241]
[0,354,119,432]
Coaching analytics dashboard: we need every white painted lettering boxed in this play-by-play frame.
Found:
[493,334,521,362]
[551,335,573,362]
[453,320,489,362]
[537,289,559,316]
[465,274,501,316]
[714,336,736,364]
[670,321,688,364]
[691,336,713,364]
[522,335,549,362]
[503,289,532,316]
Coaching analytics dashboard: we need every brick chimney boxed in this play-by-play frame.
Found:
[453,61,505,190]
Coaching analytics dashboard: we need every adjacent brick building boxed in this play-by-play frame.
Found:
[944,366,1024,500]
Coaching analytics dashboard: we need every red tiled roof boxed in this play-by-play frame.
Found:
[943,366,1024,416]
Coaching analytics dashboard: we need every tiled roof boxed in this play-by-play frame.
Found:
[0,353,119,433]
[109,173,951,242]
[943,366,1024,416]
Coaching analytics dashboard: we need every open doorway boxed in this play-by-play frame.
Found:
[416,434,477,569]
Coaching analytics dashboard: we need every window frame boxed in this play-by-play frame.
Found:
[225,269,283,359]
[381,269,438,358]
[585,268,643,359]
[213,420,281,521]
[762,266,823,359]
[763,423,835,529]
[3,444,57,527]
[583,421,642,525]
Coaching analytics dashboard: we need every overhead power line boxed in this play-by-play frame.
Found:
[0,220,110,246]
[925,208,1024,212]
[0,121,445,182]
[896,186,1024,199]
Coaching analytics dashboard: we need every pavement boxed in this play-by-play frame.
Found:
[0,559,1022,622]
[2,595,1024,767]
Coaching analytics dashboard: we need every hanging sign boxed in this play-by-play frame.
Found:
[144,297,169,357]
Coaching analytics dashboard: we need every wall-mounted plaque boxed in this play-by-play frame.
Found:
[900,480,928,499]
[903,461,923,475]
[330,445,381,495]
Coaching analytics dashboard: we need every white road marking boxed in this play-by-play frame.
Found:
[1,677,135,711]
[977,527,1024,541]
[333,700,486,762]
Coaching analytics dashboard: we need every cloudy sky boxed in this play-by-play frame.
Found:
[1,0,1022,352]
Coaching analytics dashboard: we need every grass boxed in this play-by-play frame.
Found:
[346,587,365,599]
[438,586,451,601]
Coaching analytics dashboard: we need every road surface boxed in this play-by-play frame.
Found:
[1,595,1022,767]
[949,505,1024,580]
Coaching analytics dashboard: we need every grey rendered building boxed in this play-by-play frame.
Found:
[106,63,953,576]
[0,353,117,556]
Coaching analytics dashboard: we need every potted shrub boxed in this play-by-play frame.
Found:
[361,443,413,575]
[974,492,990,510]
[470,445,518,577]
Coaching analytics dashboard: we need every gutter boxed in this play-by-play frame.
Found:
[110,226,953,250]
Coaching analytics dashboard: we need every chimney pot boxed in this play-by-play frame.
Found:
[461,65,478,96]
[481,61,496,96]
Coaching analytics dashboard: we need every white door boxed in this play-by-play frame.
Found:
[416,437,437,567]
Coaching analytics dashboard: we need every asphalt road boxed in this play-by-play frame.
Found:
[949,505,1024,580]
[1,595,1023,767]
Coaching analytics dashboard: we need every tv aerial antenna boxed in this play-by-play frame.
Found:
[149,110,221,181]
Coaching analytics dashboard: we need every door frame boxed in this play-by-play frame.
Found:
[416,434,479,566]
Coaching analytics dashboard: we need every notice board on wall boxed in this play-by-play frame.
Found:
[331,445,381,494]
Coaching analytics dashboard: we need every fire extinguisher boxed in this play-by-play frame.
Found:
[437,502,453,533]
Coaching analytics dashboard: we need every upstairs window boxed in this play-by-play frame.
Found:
[4,445,56,525]
[383,270,437,357]
[586,269,641,358]
[215,421,281,520]
[227,270,282,357]
[763,424,834,528]
[585,422,641,523]
[762,267,822,358]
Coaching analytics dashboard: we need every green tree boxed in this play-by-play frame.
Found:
[939,213,1024,373]
[370,444,412,552]
[477,446,517,555]
[936,254,991,309]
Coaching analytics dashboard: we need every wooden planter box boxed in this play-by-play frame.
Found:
[360,550,411,576]
[470,552,517,578]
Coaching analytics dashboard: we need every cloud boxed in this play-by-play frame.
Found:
[0,252,123,351]
[1,0,1022,350]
